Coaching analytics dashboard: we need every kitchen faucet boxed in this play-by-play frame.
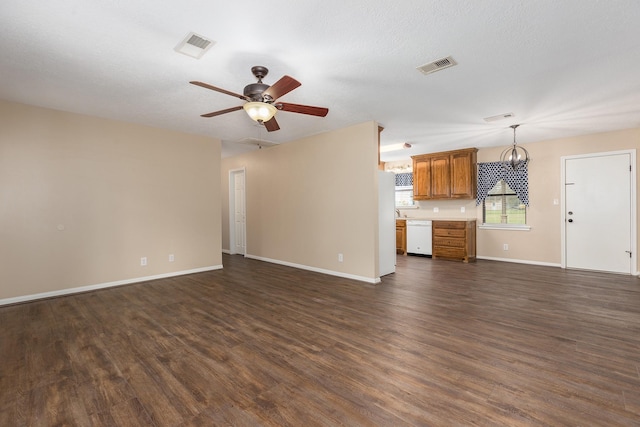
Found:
[395,209,401,218]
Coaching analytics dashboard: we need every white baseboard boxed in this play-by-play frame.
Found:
[0,265,223,306]
[244,254,380,284]
[477,256,562,268]
[480,257,640,276]
[221,248,231,254]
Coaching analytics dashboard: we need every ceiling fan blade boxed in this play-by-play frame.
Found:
[277,102,329,117]
[262,75,301,101]
[200,105,243,118]
[190,81,249,101]
[263,116,280,132]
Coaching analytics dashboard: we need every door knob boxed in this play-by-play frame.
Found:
[568,219,573,223]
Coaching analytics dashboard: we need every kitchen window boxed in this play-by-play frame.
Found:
[483,180,526,224]
[477,161,530,230]
[395,173,415,207]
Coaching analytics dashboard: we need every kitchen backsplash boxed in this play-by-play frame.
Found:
[397,199,479,220]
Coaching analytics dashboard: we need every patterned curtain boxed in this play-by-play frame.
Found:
[476,161,529,206]
[395,172,413,187]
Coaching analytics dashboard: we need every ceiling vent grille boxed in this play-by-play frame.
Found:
[175,32,216,59]
[483,112,515,123]
[417,56,458,75]
[236,138,277,149]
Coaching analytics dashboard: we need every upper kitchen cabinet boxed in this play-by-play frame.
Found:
[449,149,477,198]
[411,148,478,200]
[412,157,431,199]
[430,153,451,198]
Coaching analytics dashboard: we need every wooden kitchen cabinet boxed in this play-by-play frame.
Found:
[396,219,407,255]
[430,153,451,198]
[432,220,476,263]
[450,149,477,198]
[412,148,477,200]
[413,159,431,199]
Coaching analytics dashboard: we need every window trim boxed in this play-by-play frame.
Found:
[479,223,531,231]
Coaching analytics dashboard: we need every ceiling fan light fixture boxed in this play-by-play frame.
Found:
[191,66,328,132]
[243,102,277,122]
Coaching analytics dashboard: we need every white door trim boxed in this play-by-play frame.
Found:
[229,167,246,256]
[560,149,636,273]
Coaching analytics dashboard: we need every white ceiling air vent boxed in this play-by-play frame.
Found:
[174,32,216,59]
[236,138,277,149]
[483,112,515,123]
[417,56,458,75]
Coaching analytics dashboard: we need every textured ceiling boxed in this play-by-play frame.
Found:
[1,1,640,161]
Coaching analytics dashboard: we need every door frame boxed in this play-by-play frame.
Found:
[229,167,246,256]
[560,149,636,273]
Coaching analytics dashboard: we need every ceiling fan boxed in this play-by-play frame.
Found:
[190,66,329,132]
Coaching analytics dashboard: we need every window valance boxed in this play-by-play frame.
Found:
[476,161,529,206]
[395,172,413,187]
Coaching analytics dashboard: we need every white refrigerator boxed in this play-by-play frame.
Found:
[378,171,396,277]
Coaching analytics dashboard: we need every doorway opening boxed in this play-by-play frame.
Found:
[229,168,246,256]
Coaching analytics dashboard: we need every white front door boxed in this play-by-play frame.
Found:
[564,152,634,274]
[230,169,246,255]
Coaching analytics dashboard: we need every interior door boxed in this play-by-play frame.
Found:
[564,153,632,273]
[230,170,246,255]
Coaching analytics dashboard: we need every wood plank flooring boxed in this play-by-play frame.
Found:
[1,254,640,426]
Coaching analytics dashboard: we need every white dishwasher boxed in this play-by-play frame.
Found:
[406,220,432,256]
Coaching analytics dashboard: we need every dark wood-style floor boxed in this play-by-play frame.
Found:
[1,254,640,426]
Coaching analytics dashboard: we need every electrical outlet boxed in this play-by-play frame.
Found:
[338,253,344,262]
[460,206,465,213]
[433,207,439,213]
[169,254,175,262]
[140,257,147,266]
[503,244,509,251]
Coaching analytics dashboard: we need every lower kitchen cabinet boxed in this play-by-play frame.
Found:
[432,220,476,263]
[396,219,407,255]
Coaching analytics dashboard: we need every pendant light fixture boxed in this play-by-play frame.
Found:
[500,124,530,170]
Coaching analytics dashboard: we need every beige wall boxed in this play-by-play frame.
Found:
[221,122,381,281]
[402,128,640,268]
[0,100,222,302]
[476,127,640,268]
[8,94,633,302]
